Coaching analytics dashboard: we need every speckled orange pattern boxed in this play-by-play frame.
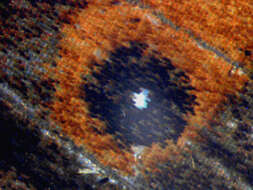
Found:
[48,0,250,175]
[142,0,253,66]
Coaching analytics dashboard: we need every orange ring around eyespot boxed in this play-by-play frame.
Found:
[48,0,249,175]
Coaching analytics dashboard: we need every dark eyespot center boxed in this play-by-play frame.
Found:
[81,42,196,147]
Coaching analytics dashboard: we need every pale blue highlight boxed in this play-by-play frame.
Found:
[132,88,151,110]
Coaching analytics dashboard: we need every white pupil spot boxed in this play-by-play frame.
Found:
[132,89,150,109]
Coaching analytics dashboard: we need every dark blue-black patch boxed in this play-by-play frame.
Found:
[81,42,196,148]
